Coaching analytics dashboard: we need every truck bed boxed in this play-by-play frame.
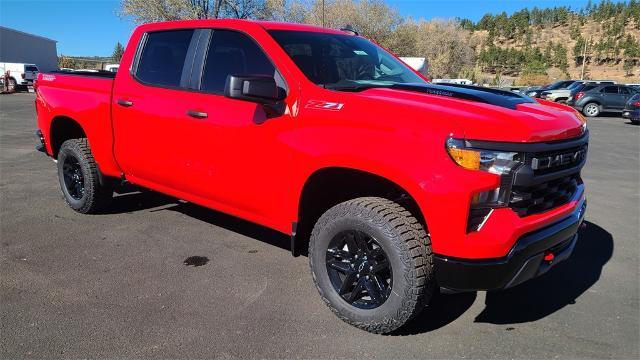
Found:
[50,70,117,79]
[36,70,119,176]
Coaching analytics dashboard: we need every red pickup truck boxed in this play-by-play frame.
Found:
[35,19,588,333]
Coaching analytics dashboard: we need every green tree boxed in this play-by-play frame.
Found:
[112,42,125,63]
[623,60,635,77]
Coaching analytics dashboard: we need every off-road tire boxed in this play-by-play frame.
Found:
[57,139,113,213]
[309,197,435,334]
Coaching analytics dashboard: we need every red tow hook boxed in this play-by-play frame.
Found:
[543,251,555,263]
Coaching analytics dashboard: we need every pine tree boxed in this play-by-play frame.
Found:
[112,42,125,63]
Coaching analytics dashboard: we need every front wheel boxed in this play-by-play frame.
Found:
[57,139,113,213]
[309,197,435,334]
[582,102,600,117]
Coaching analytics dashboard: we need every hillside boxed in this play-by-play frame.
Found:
[463,1,640,84]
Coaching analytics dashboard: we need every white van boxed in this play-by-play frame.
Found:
[0,63,39,87]
[104,64,120,73]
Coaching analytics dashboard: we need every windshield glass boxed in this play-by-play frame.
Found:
[567,82,583,90]
[547,81,571,90]
[268,30,425,90]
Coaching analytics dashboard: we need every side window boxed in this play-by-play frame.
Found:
[135,30,195,87]
[602,86,619,94]
[201,30,278,94]
[619,87,631,95]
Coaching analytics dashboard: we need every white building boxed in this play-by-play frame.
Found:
[0,26,58,72]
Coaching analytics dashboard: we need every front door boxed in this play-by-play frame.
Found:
[178,29,294,228]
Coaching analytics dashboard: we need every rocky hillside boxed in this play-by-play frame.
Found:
[461,1,640,84]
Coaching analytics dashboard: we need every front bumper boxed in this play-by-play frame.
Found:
[434,197,586,291]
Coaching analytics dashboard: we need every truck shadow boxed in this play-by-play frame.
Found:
[105,191,613,335]
[105,188,293,252]
[392,221,613,335]
[473,221,613,325]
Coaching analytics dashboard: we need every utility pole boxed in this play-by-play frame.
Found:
[322,0,325,27]
[581,37,590,80]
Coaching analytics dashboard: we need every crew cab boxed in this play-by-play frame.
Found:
[35,20,588,334]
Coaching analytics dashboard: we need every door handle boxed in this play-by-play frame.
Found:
[187,110,208,119]
[117,99,133,107]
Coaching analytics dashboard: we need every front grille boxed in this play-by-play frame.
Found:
[509,174,581,217]
[529,144,587,175]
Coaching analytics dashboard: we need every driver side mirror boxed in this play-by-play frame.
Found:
[224,75,286,104]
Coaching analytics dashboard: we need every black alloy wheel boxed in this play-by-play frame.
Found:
[57,138,113,213]
[62,155,85,200]
[326,230,392,309]
[309,197,435,333]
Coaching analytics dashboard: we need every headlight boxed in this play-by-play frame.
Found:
[446,138,522,175]
[446,138,523,216]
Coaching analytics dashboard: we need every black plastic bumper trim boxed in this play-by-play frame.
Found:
[434,197,586,291]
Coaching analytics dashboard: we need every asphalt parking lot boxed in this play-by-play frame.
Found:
[1,92,638,359]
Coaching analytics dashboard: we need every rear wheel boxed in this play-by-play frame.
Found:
[309,197,435,334]
[582,102,600,117]
[57,139,113,213]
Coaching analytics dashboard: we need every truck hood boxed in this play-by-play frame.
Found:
[355,84,586,143]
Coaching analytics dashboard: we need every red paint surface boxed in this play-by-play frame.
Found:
[35,19,587,259]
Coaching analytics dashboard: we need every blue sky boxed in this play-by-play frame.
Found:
[0,0,618,56]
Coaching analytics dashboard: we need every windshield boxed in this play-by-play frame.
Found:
[268,30,426,90]
[547,81,572,90]
[567,82,583,90]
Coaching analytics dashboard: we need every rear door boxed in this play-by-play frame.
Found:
[112,29,208,191]
[600,85,625,110]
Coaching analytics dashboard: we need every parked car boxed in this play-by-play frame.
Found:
[0,62,39,88]
[543,80,616,103]
[104,64,120,73]
[35,19,589,334]
[526,80,577,98]
[622,93,640,124]
[567,83,600,106]
[627,84,640,91]
[433,78,473,85]
[540,81,585,103]
[572,84,638,117]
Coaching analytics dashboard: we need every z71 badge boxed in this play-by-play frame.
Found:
[305,100,344,111]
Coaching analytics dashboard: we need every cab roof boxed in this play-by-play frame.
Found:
[135,19,347,35]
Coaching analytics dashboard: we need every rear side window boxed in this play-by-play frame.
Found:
[200,30,277,94]
[135,30,195,87]
[619,87,632,94]
[581,85,597,92]
[601,86,619,94]
[25,66,38,72]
